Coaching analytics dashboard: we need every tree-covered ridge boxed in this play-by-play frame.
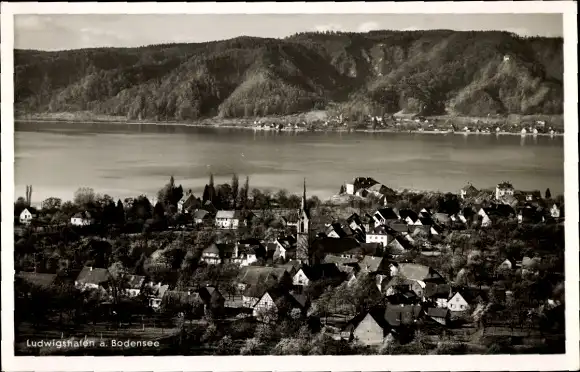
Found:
[15,30,563,120]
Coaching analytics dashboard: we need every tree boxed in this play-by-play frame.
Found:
[339,185,346,194]
[545,188,551,199]
[231,173,239,209]
[239,176,250,209]
[74,187,96,207]
[41,197,62,211]
[153,202,166,219]
[208,173,216,202]
[157,176,184,208]
[116,200,125,225]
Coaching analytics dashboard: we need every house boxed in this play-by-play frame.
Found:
[326,223,356,239]
[277,260,302,276]
[292,264,344,287]
[193,209,212,225]
[199,286,226,313]
[424,282,452,307]
[460,183,479,200]
[495,181,514,201]
[425,307,450,326]
[373,208,399,226]
[343,307,391,346]
[274,235,297,261]
[323,254,359,272]
[146,282,169,309]
[71,211,95,226]
[215,210,242,229]
[125,275,146,297]
[252,288,308,321]
[432,213,451,226]
[550,203,562,218]
[19,208,36,225]
[346,213,366,235]
[345,183,356,195]
[398,209,419,225]
[365,226,391,247]
[74,266,111,292]
[477,208,493,227]
[200,243,237,265]
[447,291,471,312]
[387,236,412,255]
[15,271,58,288]
[236,266,291,292]
[358,256,384,273]
[388,220,410,235]
[384,303,422,327]
[237,239,266,266]
[309,237,361,264]
[178,190,201,213]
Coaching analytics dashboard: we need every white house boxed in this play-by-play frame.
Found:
[292,268,310,287]
[19,208,35,224]
[477,208,492,227]
[215,210,241,229]
[495,182,515,201]
[448,292,470,312]
[365,231,390,247]
[71,211,95,226]
[345,183,355,195]
[550,204,561,218]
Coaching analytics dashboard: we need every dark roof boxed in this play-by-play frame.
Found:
[395,263,444,282]
[345,306,390,334]
[387,220,409,233]
[398,209,418,222]
[193,209,210,219]
[497,182,514,188]
[384,304,422,327]
[418,217,434,226]
[16,272,58,287]
[265,287,307,309]
[375,208,399,221]
[243,284,267,299]
[424,282,451,298]
[346,213,362,226]
[199,286,224,305]
[461,184,478,193]
[237,266,289,286]
[300,263,344,281]
[311,237,360,255]
[426,307,449,318]
[75,267,110,285]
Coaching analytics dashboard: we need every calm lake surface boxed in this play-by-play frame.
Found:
[14,121,565,204]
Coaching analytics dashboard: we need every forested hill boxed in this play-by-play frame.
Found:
[14,30,563,120]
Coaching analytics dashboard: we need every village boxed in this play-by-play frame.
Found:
[13,176,565,355]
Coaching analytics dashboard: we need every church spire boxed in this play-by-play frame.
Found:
[301,178,307,210]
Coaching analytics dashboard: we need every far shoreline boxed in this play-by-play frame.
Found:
[14,117,565,137]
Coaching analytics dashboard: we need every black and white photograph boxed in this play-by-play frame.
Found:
[1,2,578,371]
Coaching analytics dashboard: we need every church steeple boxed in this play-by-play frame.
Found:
[301,178,307,211]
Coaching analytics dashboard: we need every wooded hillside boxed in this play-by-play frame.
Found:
[14,30,563,120]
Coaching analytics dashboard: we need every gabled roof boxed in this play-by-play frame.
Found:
[75,266,110,285]
[216,210,241,219]
[310,237,360,255]
[299,263,344,281]
[237,266,288,286]
[199,286,225,305]
[398,209,419,222]
[384,304,422,327]
[345,306,390,335]
[358,256,384,272]
[375,208,399,220]
[72,211,93,219]
[203,243,221,255]
[324,254,358,266]
[461,184,478,193]
[261,287,307,310]
[388,220,409,233]
[193,209,210,219]
[424,282,451,298]
[497,182,514,189]
[16,272,58,287]
[395,263,443,282]
[426,307,449,318]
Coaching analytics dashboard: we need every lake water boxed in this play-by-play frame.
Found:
[14,122,565,204]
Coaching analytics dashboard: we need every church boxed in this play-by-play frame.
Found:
[296,178,311,263]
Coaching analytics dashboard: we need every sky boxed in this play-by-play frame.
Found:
[12,13,563,51]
